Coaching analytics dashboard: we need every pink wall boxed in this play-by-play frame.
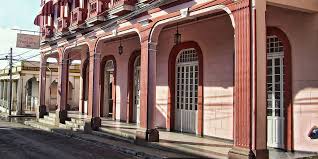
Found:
[156,15,235,140]
[267,6,318,152]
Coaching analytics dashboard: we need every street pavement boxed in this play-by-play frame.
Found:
[0,120,134,159]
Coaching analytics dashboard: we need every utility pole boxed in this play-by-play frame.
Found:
[8,48,13,116]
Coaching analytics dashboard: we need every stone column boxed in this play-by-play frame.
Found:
[16,79,23,115]
[3,80,8,110]
[4,80,7,101]
[6,80,10,112]
[0,80,3,101]
[56,48,69,124]
[228,0,268,158]
[12,80,17,112]
[38,54,47,118]
[87,42,101,130]
[0,80,3,108]
[136,29,158,142]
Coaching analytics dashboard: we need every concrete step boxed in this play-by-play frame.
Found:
[65,121,84,131]
[24,121,54,132]
[38,118,55,126]
[44,115,55,122]
[65,121,78,128]
[48,112,56,118]
[59,123,72,130]
[99,126,136,142]
[71,118,85,125]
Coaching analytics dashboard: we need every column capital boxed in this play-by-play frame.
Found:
[148,41,157,50]
[93,53,102,60]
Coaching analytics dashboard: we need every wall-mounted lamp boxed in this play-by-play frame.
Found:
[118,37,123,55]
[174,23,181,45]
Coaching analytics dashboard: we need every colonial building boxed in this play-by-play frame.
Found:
[34,0,318,158]
[0,61,81,115]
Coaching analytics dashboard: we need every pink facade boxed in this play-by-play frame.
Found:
[35,0,318,158]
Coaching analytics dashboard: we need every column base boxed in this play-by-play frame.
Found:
[91,117,101,131]
[83,119,92,133]
[136,128,159,143]
[252,149,269,159]
[228,147,255,159]
[56,110,69,124]
[16,111,22,116]
[228,147,268,159]
[39,105,47,118]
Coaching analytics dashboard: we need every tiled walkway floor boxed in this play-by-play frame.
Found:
[68,112,318,159]
[100,118,232,158]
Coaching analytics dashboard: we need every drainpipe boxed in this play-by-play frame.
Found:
[250,0,256,151]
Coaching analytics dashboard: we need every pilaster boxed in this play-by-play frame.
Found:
[12,80,17,111]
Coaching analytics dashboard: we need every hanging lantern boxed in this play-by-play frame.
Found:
[174,23,181,45]
[118,37,123,55]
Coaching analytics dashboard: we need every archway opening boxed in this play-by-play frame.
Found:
[49,81,58,111]
[100,56,116,119]
[152,10,235,138]
[127,50,141,124]
[82,59,89,114]
[266,27,292,150]
[25,77,39,112]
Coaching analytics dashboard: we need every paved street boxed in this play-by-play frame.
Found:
[0,120,134,159]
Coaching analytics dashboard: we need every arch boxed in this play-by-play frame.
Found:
[96,28,141,47]
[25,77,39,111]
[67,80,74,101]
[149,4,235,43]
[168,41,204,136]
[100,55,117,120]
[64,42,89,54]
[267,27,293,151]
[64,43,89,62]
[80,58,90,114]
[49,80,58,110]
[127,50,141,123]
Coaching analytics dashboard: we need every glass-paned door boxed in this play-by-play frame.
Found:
[175,48,198,134]
[133,56,141,125]
[267,35,285,148]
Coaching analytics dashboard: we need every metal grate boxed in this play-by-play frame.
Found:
[266,35,284,117]
[267,35,284,56]
[105,60,114,71]
[177,49,199,64]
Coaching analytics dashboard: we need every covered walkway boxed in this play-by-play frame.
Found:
[67,112,232,158]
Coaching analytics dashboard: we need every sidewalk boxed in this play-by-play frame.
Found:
[23,120,198,159]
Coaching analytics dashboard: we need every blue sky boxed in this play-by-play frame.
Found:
[0,0,41,69]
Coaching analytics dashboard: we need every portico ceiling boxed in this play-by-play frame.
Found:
[267,0,318,13]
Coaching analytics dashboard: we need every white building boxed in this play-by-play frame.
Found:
[0,61,80,115]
